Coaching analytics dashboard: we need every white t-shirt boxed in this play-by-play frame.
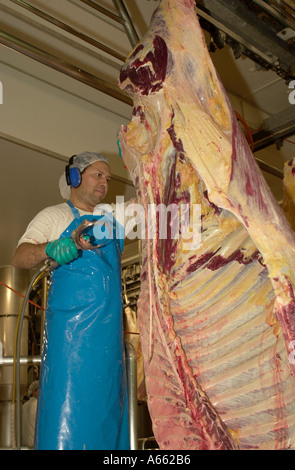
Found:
[17,200,140,246]
[18,203,93,245]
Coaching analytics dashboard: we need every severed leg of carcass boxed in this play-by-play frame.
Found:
[118,0,295,450]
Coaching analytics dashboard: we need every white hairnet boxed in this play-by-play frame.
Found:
[59,151,110,200]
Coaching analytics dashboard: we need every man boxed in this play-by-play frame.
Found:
[12,152,130,450]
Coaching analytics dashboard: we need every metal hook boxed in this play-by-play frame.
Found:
[71,219,112,250]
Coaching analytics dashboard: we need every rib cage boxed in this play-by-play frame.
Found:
[170,206,295,450]
[135,152,295,449]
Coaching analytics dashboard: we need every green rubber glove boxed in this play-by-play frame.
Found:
[45,237,78,265]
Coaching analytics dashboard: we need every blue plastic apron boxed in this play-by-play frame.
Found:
[34,201,130,450]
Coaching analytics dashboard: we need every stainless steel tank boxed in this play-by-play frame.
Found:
[0,266,30,448]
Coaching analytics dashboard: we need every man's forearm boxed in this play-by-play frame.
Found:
[12,242,49,269]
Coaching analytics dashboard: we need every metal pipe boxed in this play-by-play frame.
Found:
[9,0,126,62]
[125,340,138,450]
[112,0,139,47]
[0,356,41,366]
[79,0,125,25]
[40,276,47,350]
[255,158,283,179]
[0,30,132,106]
[121,253,140,268]
[14,265,48,450]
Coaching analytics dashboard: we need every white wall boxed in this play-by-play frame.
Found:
[0,49,132,179]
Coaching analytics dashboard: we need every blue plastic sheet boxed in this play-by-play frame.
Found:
[34,202,130,450]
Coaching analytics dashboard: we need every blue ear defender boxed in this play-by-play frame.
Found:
[65,155,81,188]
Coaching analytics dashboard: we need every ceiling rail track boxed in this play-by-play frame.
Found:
[0,29,132,105]
[8,0,126,62]
[0,0,291,178]
[79,0,125,25]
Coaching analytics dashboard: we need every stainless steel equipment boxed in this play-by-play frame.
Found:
[0,265,30,448]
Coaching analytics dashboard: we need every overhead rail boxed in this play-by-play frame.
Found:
[196,0,295,81]
[252,0,295,31]
[80,0,126,25]
[255,158,283,179]
[1,0,140,105]
[78,0,140,47]
[9,0,126,62]
[0,1,288,178]
[0,30,132,105]
[253,107,295,154]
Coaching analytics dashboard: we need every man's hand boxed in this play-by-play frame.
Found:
[45,237,78,265]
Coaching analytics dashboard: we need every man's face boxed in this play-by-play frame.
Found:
[74,161,111,208]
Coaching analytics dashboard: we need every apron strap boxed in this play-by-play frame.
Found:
[66,200,124,252]
[67,200,82,220]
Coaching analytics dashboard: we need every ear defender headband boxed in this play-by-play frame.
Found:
[65,155,81,188]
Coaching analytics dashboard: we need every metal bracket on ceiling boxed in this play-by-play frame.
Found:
[196,0,295,81]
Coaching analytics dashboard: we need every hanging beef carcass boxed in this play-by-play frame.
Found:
[118,0,295,450]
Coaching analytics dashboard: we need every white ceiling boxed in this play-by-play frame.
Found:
[0,0,294,267]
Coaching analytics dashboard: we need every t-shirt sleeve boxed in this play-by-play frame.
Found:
[17,205,72,246]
